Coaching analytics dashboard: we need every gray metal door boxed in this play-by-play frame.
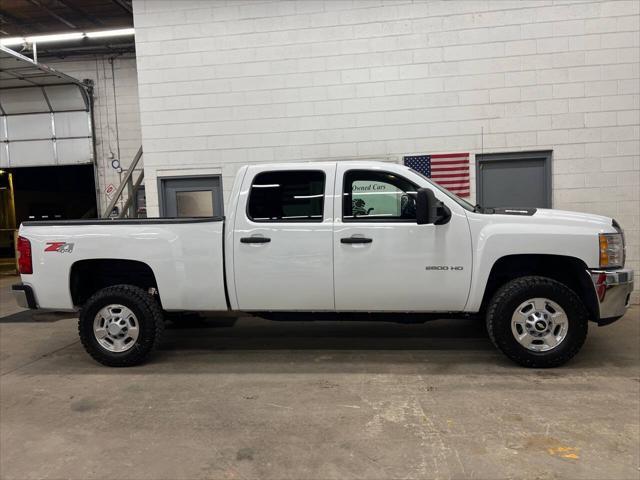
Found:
[476,151,551,208]
[160,176,223,217]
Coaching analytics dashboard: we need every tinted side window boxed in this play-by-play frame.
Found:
[248,170,325,222]
[343,170,418,221]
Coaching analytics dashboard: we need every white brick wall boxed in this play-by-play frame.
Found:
[45,55,142,214]
[133,0,639,302]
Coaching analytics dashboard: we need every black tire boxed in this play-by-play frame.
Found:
[486,276,588,368]
[79,285,164,367]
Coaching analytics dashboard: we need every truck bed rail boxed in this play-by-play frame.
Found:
[21,217,224,226]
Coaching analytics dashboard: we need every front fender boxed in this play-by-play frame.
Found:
[464,215,603,312]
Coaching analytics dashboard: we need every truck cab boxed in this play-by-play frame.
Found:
[230,162,472,312]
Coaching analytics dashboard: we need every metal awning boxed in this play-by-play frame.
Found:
[0,45,89,89]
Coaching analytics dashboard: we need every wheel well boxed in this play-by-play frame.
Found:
[70,259,159,307]
[480,254,598,320]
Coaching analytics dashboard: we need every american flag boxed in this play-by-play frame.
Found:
[404,153,470,197]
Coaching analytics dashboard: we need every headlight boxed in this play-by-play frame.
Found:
[599,233,624,268]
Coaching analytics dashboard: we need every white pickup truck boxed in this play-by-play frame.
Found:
[12,161,633,368]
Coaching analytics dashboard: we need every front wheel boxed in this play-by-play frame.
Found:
[486,276,588,368]
[79,285,165,367]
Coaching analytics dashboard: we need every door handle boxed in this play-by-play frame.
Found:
[341,237,373,244]
[240,236,271,244]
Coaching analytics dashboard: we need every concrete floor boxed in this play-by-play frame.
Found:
[1,275,638,480]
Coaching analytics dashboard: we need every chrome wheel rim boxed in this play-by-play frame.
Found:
[511,298,569,352]
[93,304,139,353]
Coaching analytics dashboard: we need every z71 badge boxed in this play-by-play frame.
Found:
[45,242,74,253]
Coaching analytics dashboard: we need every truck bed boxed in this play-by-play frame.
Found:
[18,217,228,312]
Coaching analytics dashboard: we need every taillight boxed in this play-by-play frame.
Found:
[17,236,32,274]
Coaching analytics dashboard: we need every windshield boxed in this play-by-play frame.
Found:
[408,167,476,212]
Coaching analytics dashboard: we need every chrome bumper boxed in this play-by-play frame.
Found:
[590,269,634,323]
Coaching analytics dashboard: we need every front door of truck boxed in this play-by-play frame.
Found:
[333,164,472,312]
[233,165,335,311]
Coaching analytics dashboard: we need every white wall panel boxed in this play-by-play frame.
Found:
[44,85,87,111]
[6,114,52,140]
[54,111,91,138]
[56,138,92,164]
[0,116,7,141]
[9,140,54,167]
[0,87,49,114]
[0,143,8,168]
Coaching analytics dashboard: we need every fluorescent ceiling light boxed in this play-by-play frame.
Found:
[0,28,135,47]
[26,32,84,43]
[86,28,135,38]
[0,38,24,46]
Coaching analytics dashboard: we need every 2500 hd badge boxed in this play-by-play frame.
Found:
[425,266,464,271]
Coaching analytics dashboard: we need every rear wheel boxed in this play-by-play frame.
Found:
[79,285,164,367]
[486,276,588,368]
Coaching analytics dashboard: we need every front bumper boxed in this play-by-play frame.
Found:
[11,283,37,309]
[590,269,634,325]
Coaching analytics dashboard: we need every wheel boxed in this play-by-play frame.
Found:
[486,276,588,368]
[78,285,165,367]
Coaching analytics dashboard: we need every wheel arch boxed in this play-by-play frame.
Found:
[479,254,598,321]
[70,259,159,307]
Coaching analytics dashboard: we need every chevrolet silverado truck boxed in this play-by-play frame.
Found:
[12,161,633,368]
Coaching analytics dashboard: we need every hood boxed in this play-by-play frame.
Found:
[482,207,616,232]
[532,208,613,229]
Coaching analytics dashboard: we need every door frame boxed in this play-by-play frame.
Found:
[475,150,552,208]
[158,174,224,217]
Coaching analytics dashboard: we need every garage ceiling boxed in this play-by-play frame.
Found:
[0,0,134,57]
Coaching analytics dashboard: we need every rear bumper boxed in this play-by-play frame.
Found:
[589,269,634,325]
[11,283,37,309]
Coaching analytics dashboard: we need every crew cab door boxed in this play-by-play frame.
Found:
[333,163,472,311]
[233,164,335,310]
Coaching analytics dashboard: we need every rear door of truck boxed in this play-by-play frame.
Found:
[232,164,335,311]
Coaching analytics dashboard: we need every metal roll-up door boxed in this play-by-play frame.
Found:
[0,83,93,168]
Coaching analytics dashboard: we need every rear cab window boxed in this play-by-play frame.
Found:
[247,170,325,222]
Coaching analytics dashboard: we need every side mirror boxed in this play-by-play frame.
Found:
[416,188,451,225]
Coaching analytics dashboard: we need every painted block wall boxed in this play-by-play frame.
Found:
[132,0,639,301]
